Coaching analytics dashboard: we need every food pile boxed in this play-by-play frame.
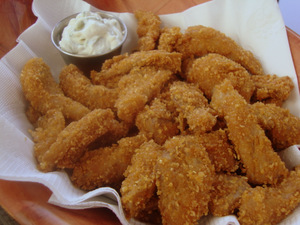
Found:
[20,10,300,225]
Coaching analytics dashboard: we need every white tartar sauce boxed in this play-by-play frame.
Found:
[59,11,124,55]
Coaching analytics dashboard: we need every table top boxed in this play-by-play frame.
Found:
[0,0,300,225]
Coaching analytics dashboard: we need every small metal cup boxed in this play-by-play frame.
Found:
[51,11,127,76]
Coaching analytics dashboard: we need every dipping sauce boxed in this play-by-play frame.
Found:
[59,11,124,55]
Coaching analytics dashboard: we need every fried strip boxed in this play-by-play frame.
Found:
[238,166,300,225]
[29,109,65,163]
[175,25,264,75]
[186,53,255,102]
[210,79,288,185]
[59,64,118,110]
[252,102,300,150]
[90,50,182,88]
[136,98,179,145]
[169,81,216,134]
[158,27,182,52]
[135,10,161,51]
[209,173,250,216]
[71,134,147,190]
[157,135,215,225]
[251,74,294,106]
[197,129,239,173]
[39,108,120,172]
[20,58,90,121]
[121,140,162,218]
[115,67,174,124]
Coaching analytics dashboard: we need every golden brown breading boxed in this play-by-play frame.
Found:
[156,135,215,225]
[186,53,255,102]
[115,67,174,124]
[133,195,161,224]
[121,140,162,219]
[134,10,161,51]
[90,50,182,88]
[29,109,65,163]
[71,134,147,190]
[59,64,118,110]
[136,98,179,145]
[210,79,288,185]
[169,81,216,134]
[25,104,42,127]
[175,25,264,75]
[39,108,121,172]
[158,27,182,52]
[251,74,294,106]
[209,173,250,216]
[252,102,300,150]
[238,166,300,225]
[197,129,239,173]
[20,58,90,121]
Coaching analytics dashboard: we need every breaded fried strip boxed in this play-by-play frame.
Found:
[187,53,255,102]
[158,27,182,52]
[157,135,215,225]
[175,25,264,75]
[251,74,294,106]
[135,10,161,51]
[115,67,174,124]
[20,58,90,121]
[71,134,147,190]
[136,98,179,145]
[29,109,65,163]
[252,102,300,150]
[197,129,239,173]
[121,140,162,218]
[169,81,216,134]
[26,104,42,127]
[209,174,250,216]
[238,166,300,225]
[210,79,288,185]
[59,64,118,110]
[91,50,182,87]
[39,109,120,172]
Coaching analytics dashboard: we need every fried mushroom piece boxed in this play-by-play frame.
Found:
[157,135,215,225]
[251,74,294,106]
[20,58,90,121]
[252,102,300,150]
[175,25,264,75]
[134,10,161,51]
[90,50,182,88]
[121,140,162,219]
[71,134,147,190]
[238,166,300,225]
[186,53,255,102]
[210,79,288,185]
[209,173,250,216]
[59,64,118,110]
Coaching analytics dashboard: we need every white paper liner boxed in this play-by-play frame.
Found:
[0,0,300,224]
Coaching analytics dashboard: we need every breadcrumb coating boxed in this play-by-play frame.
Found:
[59,64,118,110]
[20,58,90,121]
[175,25,264,75]
[157,135,215,225]
[211,79,288,185]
